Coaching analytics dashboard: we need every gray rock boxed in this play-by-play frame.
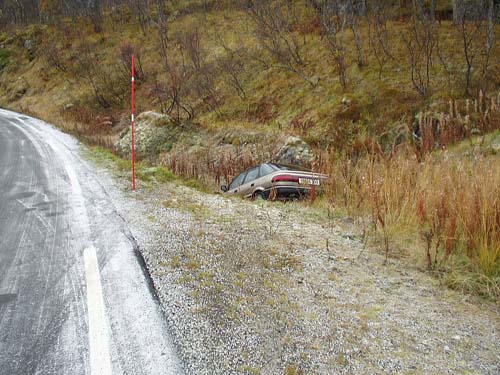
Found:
[275,136,314,166]
[23,39,33,49]
[489,135,500,153]
[115,111,180,160]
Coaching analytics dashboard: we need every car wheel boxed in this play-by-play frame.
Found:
[252,191,266,201]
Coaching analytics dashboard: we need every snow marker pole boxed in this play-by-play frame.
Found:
[131,54,136,191]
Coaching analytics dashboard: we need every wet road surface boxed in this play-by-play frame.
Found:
[0,109,183,375]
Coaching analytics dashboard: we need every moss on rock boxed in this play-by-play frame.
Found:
[115,111,184,160]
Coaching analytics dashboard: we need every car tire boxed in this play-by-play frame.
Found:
[252,191,266,201]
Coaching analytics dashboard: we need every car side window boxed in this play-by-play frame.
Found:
[229,172,246,190]
[243,167,259,184]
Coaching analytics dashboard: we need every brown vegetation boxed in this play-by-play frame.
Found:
[317,91,500,299]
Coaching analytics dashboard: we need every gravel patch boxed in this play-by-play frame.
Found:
[89,153,500,375]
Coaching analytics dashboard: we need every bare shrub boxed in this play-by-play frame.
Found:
[175,28,223,114]
[214,32,247,100]
[401,3,438,98]
[71,41,129,109]
[44,40,67,72]
[117,42,145,81]
[145,79,170,114]
[453,3,498,95]
[368,3,394,78]
[153,0,195,123]
[246,0,316,86]
[129,0,152,34]
[309,0,352,88]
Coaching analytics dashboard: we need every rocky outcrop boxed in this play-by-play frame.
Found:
[115,111,190,161]
[116,111,315,168]
[489,133,500,153]
[274,136,314,167]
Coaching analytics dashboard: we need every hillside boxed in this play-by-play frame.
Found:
[0,1,499,300]
[0,2,498,147]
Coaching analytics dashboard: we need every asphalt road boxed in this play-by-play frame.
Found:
[0,109,183,375]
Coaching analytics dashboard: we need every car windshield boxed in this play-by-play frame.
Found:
[229,172,246,190]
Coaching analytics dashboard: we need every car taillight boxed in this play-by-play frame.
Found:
[272,174,299,183]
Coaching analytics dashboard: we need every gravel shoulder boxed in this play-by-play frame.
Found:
[87,150,500,375]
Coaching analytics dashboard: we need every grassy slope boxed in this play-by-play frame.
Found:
[1,8,498,146]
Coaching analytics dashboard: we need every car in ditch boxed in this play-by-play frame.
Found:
[221,163,327,200]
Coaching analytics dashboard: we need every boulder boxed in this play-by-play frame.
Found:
[23,39,33,49]
[489,134,500,154]
[115,111,180,160]
[275,136,314,167]
[341,96,351,106]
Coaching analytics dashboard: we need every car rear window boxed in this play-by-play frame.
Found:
[259,164,277,177]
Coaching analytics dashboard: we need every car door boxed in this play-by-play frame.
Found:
[239,166,260,197]
[228,170,247,194]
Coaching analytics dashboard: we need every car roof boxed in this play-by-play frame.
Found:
[237,163,310,177]
[264,163,310,172]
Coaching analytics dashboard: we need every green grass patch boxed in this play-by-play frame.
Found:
[183,178,211,193]
[86,146,216,192]
[87,146,175,184]
[448,130,500,157]
[136,166,175,183]
[0,50,10,71]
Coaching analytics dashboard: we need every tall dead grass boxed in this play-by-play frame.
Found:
[159,142,278,189]
[321,152,500,299]
[416,91,500,157]
[58,105,119,148]
[318,93,500,300]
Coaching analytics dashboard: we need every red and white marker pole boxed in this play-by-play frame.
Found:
[131,54,136,191]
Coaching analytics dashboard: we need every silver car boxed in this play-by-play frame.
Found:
[221,163,327,200]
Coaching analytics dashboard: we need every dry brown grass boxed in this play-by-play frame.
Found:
[160,149,257,188]
[317,93,500,300]
[416,91,500,158]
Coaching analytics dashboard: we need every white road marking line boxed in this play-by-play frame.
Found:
[38,127,112,374]
[10,113,116,374]
[84,246,113,375]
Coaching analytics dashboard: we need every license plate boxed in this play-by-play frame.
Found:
[299,178,320,186]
